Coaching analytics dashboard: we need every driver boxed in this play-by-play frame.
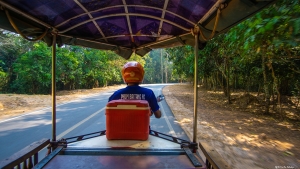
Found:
[108,61,162,118]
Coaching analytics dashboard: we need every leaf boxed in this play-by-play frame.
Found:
[284,151,294,156]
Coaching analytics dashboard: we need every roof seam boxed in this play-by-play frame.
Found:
[59,13,190,34]
[74,0,107,42]
[157,0,170,38]
[122,0,134,46]
[55,5,195,29]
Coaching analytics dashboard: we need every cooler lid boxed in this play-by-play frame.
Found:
[106,99,149,108]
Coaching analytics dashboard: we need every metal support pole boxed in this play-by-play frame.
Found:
[192,26,199,143]
[161,49,163,83]
[51,34,57,142]
[165,56,168,83]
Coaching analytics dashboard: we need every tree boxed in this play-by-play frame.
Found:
[239,0,300,114]
[12,42,51,93]
[165,0,300,115]
[0,67,7,91]
[0,30,34,92]
[143,49,174,84]
[166,46,194,83]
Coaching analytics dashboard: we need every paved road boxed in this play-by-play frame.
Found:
[0,84,189,161]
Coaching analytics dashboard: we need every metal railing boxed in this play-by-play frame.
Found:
[0,132,230,169]
[0,139,49,169]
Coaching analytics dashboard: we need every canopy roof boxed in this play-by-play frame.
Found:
[0,0,275,59]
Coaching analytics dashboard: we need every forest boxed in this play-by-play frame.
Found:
[0,35,174,93]
[166,0,300,116]
[0,1,299,116]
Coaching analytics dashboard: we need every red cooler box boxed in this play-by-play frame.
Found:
[105,99,150,140]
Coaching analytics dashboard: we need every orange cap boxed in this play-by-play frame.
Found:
[122,61,144,83]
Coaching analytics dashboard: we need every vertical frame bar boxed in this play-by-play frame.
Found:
[34,153,38,165]
[52,34,57,142]
[161,49,163,83]
[193,26,199,143]
[22,160,27,169]
[28,156,33,168]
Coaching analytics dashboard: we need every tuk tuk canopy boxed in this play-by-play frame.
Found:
[0,0,275,59]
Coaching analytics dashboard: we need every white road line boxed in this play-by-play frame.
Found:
[159,102,177,137]
[0,107,50,123]
[0,101,82,123]
[57,107,105,139]
[0,93,111,124]
[156,88,177,138]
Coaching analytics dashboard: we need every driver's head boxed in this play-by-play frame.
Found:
[121,61,145,84]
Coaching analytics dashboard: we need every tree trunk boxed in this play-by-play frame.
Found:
[234,71,237,92]
[226,57,231,104]
[222,75,228,96]
[262,54,270,114]
[216,72,223,92]
[212,75,216,91]
[203,77,207,89]
[257,84,261,96]
[269,61,282,116]
[247,76,251,94]
[271,83,275,110]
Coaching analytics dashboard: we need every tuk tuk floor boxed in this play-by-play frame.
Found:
[43,135,206,169]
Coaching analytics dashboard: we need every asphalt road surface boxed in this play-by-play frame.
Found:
[0,84,189,161]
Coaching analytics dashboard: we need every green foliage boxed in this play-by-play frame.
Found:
[144,49,174,83]
[0,31,174,93]
[166,46,194,82]
[166,0,300,98]
[0,67,7,91]
[0,30,34,91]
[12,42,51,93]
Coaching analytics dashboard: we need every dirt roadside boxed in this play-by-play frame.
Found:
[0,84,299,169]
[0,85,126,120]
[163,84,300,169]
